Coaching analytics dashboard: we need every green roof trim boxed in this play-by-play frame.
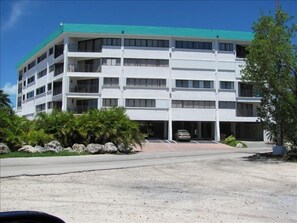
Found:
[17,23,253,69]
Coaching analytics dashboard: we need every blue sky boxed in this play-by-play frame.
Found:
[0,0,296,106]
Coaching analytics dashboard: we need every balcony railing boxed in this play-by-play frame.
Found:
[68,44,102,53]
[68,105,97,114]
[239,89,260,97]
[236,110,257,117]
[53,87,62,96]
[70,84,99,93]
[68,64,101,73]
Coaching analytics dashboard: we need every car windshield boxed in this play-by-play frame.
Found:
[178,130,189,134]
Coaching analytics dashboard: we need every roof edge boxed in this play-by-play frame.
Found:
[17,23,253,69]
[16,25,64,69]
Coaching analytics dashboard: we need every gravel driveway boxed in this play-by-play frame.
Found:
[1,157,296,223]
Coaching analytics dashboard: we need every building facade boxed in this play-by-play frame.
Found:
[16,24,264,141]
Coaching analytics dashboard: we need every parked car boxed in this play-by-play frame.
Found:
[0,211,65,223]
[174,129,191,141]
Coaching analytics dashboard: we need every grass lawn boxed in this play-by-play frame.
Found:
[0,151,90,159]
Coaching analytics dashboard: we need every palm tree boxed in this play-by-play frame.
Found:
[0,89,12,109]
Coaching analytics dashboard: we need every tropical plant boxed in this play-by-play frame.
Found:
[242,9,297,149]
[0,109,30,150]
[0,89,11,109]
[79,107,144,147]
[223,135,247,148]
[34,109,82,147]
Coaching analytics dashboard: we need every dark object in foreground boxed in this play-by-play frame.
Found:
[0,211,65,223]
[248,151,297,162]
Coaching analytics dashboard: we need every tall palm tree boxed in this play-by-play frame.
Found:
[0,89,12,108]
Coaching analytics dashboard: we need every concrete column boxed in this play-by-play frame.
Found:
[167,37,173,141]
[198,121,202,139]
[214,36,220,141]
[164,121,167,139]
[231,122,236,137]
[62,34,69,112]
[120,35,125,107]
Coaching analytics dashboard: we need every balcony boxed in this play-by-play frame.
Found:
[236,103,257,117]
[68,64,101,73]
[68,99,98,114]
[236,110,257,117]
[238,83,260,97]
[68,44,102,53]
[70,84,99,93]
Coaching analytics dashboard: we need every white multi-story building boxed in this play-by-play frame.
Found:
[16,23,264,141]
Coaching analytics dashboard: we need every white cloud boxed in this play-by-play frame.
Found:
[1,0,28,32]
[1,83,18,95]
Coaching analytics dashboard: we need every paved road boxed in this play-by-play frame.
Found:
[0,143,272,178]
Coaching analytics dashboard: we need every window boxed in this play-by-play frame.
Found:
[47,102,53,109]
[172,100,215,109]
[26,90,34,99]
[126,78,166,87]
[36,86,45,96]
[126,99,156,108]
[102,38,121,46]
[78,38,120,52]
[18,70,23,81]
[124,38,169,48]
[37,52,47,63]
[49,47,54,55]
[219,101,236,109]
[24,67,27,73]
[47,83,52,91]
[36,103,46,112]
[103,78,119,87]
[219,43,233,51]
[236,45,248,58]
[175,40,212,50]
[27,75,35,85]
[102,58,121,66]
[124,59,169,67]
[176,80,189,88]
[23,80,26,87]
[28,60,36,70]
[103,98,118,107]
[17,96,22,108]
[54,63,64,76]
[49,64,55,72]
[23,94,25,101]
[220,81,234,89]
[203,81,212,88]
[54,45,64,58]
[37,68,47,79]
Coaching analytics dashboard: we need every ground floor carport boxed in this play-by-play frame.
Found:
[137,120,263,141]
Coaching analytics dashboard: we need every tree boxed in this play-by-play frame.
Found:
[0,89,12,109]
[242,9,297,150]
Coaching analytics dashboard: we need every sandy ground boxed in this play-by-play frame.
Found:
[1,157,296,223]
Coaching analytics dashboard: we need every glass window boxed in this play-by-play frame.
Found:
[203,81,212,88]
[104,78,119,86]
[176,80,189,88]
[103,98,118,107]
[49,47,54,55]
[47,83,52,91]
[37,68,47,79]
[219,101,236,109]
[193,81,200,88]
[28,60,36,70]
[220,81,234,89]
[36,86,45,95]
[219,43,233,51]
[26,90,34,99]
[27,75,35,85]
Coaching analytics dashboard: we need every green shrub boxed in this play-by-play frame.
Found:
[223,135,247,148]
